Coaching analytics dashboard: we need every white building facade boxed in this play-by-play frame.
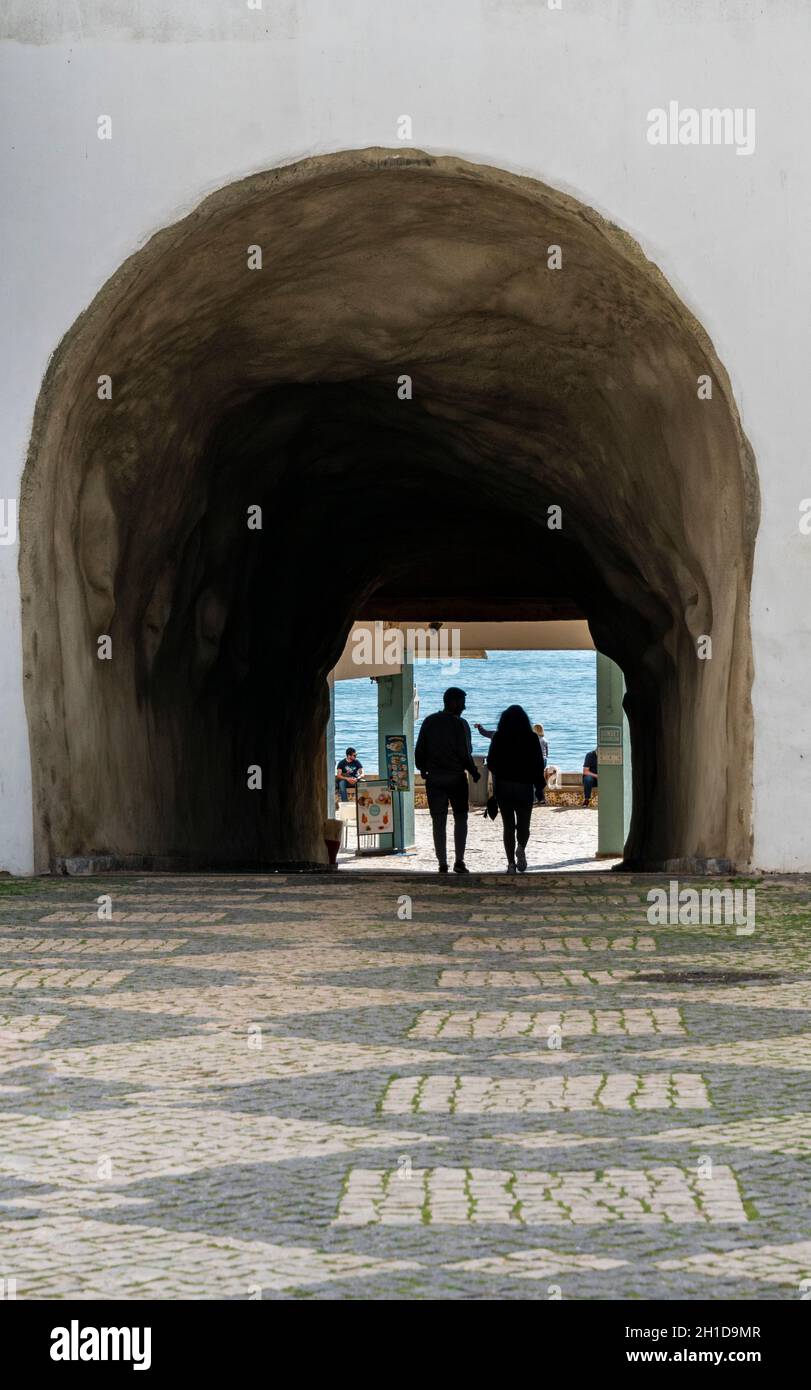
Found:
[0,0,809,873]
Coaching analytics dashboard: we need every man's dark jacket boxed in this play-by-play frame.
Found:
[415,711,477,780]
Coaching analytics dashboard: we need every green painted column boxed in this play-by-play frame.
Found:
[596,652,632,859]
[376,658,416,851]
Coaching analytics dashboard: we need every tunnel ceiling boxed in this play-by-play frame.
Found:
[20,149,758,872]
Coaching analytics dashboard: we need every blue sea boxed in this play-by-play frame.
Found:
[334,649,597,773]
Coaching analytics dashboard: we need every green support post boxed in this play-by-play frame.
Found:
[596,652,632,859]
[376,658,416,852]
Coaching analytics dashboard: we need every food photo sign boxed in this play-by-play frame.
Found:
[356,780,394,835]
[384,733,410,790]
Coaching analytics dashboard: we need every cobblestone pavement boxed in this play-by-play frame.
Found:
[339,804,615,872]
[0,871,809,1300]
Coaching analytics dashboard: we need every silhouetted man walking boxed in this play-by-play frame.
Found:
[415,686,480,873]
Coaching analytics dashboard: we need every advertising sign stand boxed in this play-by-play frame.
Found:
[354,779,395,853]
[353,734,414,857]
[384,733,411,856]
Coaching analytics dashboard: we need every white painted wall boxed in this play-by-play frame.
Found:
[1,0,809,871]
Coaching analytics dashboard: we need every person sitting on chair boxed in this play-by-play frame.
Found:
[336,747,364,803]
[582,749,598,806]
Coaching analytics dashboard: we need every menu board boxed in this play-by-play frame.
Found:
[384,734,410,790]
[356,780,394,835]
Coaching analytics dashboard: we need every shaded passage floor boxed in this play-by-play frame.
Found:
[0,871,810,1300]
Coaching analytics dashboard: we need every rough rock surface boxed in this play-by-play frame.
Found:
[19,150,758,870]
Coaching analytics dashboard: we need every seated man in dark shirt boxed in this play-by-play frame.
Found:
[336,747,364,802]
[415,687,480,873]
[582,749,598,806]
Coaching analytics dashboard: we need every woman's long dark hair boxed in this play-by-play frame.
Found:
[496,704,533,737]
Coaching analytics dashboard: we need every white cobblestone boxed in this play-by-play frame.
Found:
[382,1072,710,1113]
[336,1165,747,1225]
[409,1007,685,1039]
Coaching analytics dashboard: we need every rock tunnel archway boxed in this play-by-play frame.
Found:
[19,149,758,873]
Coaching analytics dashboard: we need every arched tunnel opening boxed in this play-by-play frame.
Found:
[19,150,758,874]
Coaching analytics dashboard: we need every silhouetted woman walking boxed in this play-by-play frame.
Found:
[486,704,546,873]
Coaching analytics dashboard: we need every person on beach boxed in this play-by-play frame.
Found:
[582,749,598,806]
[415,687,480,873]
[486,705,546,873]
